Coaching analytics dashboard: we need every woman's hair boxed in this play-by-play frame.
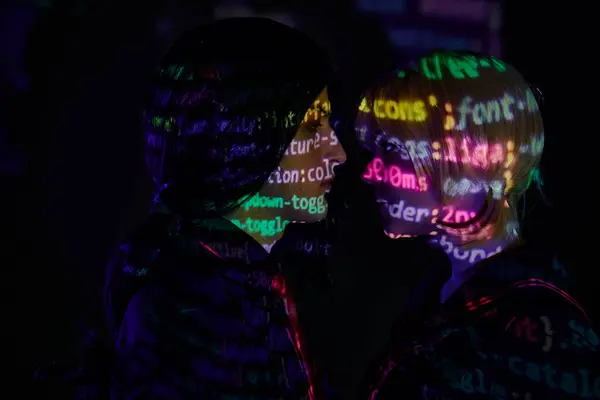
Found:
[357,50,544,245]
[145,17,331,219]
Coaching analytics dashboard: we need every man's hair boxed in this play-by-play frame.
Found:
[145,17,331,219]
[356,50,544,245]
[104,17,331,340]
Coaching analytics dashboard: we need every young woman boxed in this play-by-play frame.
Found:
[356,51,598,399]
[105,18,346,399]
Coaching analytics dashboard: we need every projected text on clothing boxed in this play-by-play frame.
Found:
[356,57,544,268]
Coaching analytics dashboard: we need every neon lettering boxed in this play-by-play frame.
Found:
[363,157,428,191]
[283,130,340,156]
[302,99,331,122]
[364,98,427,121]
[243,194,284,210]
[229,216,290,237]
[441,137,505,168]
[388,201,432,223]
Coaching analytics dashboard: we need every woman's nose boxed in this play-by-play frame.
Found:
[326,141,347,167]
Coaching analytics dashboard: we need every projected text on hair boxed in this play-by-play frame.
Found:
[356,65,544,252]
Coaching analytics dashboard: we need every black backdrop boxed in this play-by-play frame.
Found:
[502,0,598,324]
[6,0,599,397]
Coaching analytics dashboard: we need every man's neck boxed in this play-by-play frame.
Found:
[224,206,284,253]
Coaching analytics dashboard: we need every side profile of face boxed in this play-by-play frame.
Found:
[357,53,543,250]
[227,88,346,248]
[261,88,347,222]
[265,89,346,222]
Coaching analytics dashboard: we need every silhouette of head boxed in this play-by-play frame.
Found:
[356,51,543,246]
[145,18,346,227]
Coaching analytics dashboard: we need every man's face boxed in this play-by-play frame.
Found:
[260,88,347,222]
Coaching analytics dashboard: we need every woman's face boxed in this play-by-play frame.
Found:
[364,130,487,239]
[262,88,347,222]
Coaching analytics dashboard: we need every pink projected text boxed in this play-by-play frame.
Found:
[363,157,429,192]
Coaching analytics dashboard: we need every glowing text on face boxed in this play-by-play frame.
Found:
[242,194,326,215]
[267,159,338,184]
[302,99,331,122]
[432,235,502,264]
[415,53,506,81]
[386,201,477,225]
[363,157,429,192]
[283,131,340,156]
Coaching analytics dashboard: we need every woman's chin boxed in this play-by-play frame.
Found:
[383,228,416,239]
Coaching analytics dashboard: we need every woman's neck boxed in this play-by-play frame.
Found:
[436,234,519,303]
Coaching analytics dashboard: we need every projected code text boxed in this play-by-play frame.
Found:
[283,131,340,156]
[268,159,338,185]
[230,217,289,238]
[243,195,326,215]
[387,200,477,225]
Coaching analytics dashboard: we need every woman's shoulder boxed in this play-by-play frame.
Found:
[452,246,597,356]
[461,245,577,305]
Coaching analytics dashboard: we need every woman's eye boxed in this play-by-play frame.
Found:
[381,140,399,153]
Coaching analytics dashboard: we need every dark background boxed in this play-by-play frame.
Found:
[3,0,597,397]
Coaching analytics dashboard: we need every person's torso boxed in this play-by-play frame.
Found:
[117,222,310,399]
[371,246,598,400]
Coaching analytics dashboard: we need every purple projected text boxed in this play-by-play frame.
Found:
[363,157,429,192]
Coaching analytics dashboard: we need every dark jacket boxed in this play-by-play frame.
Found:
[364,245,599,399]
[109,220,311,399]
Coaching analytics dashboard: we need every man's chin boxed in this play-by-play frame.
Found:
[307,212,327,223]
[288,212,327,224]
